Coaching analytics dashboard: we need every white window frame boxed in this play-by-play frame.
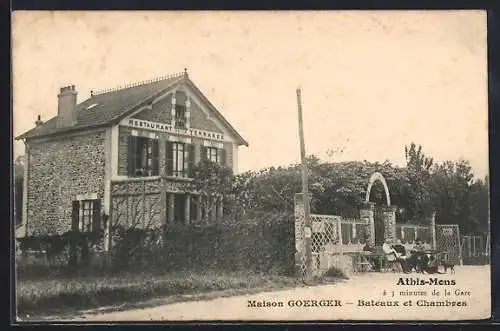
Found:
[207,147,218,163]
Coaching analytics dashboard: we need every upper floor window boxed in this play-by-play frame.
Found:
[166,142,195,178]
[175,105,186,128]
[206,147,219,163]
[202,146,227,166]
[128,136,159,177]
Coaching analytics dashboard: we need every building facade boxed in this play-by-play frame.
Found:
[16,70,248,249]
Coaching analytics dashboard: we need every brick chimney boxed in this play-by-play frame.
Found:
[57,85,78,128]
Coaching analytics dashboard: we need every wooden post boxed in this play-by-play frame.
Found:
[107,190,113,252]
[457,225,463,266]
[168,193,175,223]
[337,218,343,255]
[210,196,217,222]
[197,195,202,221]
[185,194,191,223]
[430,212,437,250]
[296,88,312,279]
[142,180,146,226]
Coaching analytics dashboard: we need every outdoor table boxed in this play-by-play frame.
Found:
[347,251,374,273]
[368,252,387,272]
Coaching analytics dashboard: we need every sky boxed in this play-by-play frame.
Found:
[12,11,489,178]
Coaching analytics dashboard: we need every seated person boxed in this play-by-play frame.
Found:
[424,254,442,274]
[382,238,407,272]
[392,239,407,258]
[407,238,427,272]
[363,241,375,252]
[412,238,426,253]
[362,241,380,271]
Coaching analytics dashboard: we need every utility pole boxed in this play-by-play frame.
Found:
[296,87,313,279]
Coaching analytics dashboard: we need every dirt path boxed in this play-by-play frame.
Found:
[64,266,492,321]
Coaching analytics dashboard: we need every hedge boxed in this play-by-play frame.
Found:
[16,212,296,276]
[110,212,295,275]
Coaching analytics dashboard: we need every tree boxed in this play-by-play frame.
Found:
[189,159,234,220]
[232,156,412,220]
[431,159,485,234]
[404,143,435,221]
[467,176,489,234]
[233,142,488,235]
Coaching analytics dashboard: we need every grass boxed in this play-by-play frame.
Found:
[17,270,334,318]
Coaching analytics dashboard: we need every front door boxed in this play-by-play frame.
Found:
[374,205,385,246]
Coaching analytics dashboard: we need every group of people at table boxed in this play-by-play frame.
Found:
[361,238,436,273]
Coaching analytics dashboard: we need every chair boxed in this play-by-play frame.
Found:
[354,252,373,273]
[379,248,403,273]
[358,259,373,273]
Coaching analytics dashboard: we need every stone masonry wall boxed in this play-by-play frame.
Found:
[26,130,106,236]
[382,206,397,242]
[118,126,132,176]
[360,202,375,244]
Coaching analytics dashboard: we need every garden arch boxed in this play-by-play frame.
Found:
[365,172,391,206]
[364,172,393,246]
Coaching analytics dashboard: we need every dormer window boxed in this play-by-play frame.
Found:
[175,105,186,128]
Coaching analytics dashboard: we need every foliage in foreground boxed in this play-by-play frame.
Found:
[17,271,302,314]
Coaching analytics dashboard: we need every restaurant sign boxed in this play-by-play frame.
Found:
[122,118,226,141]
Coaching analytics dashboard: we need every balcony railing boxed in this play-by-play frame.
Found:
[175,117,186,128]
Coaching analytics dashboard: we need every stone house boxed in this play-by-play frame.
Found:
[15,70,248,250]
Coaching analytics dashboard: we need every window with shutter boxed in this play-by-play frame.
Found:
[92,199,102,232]
[128,136,159,177]
[172,142,185,177]
[127,136,136,177]
[152,139,159,175]
[75,199,101,233]
[200,146,208,161]
[183,146,189,178]
[207,147,218,163]
[219,148,226,166]
[166,142,174,176]
[71,200,80,231]
[187,144,195,177]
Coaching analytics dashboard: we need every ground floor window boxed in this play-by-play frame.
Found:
[166,194,220,223]
[72,199,101,232]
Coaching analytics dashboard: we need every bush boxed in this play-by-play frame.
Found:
[324,266,348,279]
[16,231,105,278]
[108,212,295,275]
[16,213,296,277]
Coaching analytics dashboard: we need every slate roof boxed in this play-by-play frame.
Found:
[16,72,248,146]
